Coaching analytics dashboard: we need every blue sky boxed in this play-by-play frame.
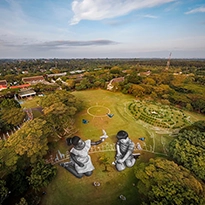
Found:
[0,0,205,59]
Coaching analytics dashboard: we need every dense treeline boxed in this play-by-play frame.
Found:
[1,59,204,114]
[0,90,82,204]
[0,58,204,77]
[135,158,205,205]
[169,130,205,181]
[135,121,205,205]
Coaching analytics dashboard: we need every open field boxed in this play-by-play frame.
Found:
[34,89,204,205]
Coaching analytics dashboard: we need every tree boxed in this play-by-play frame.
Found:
[171,75,187,86]
[0,140,19,177]
[40,90,81,138]
[32,83,59,93]
[99,155,110,172]
[128,84,145,97]
[191,98,205,114]
[179,120,205,133]
[43,101,75,135]
[186,103,193,111]
[0,114,10,133]
[153,84,172,98]
[40,90,81,110]
[110,66,121,75]
[0,179,9,204]
[7,167,29,196]
[126,72,142,84]
[168,91,190,107]
[65,79,75,89]
[1,107,26,127]
[27,161,56,191]
[0,98,20,109]
[15,197,28,205]
[6,119,50,163]
[0,99,24,129]
[142,77,156,86]
[79,78,92,89]
[169,130,205,181]
[135,158,205,205]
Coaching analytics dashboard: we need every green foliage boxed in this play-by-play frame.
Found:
[0,98,25,130]
[15,197,28,205]
[168,92,191,107]
[0,115,10,133]
[7,167,29,196]
[126,71,142,84]
[1,107,26,127]
[129,84,145,97]
[0,179,9,204]
[135,158,205,205]
[191,98,205,114]
[99,155,110,172]
[27,161,57,191]
[169,130,205,181]
[40,90,80,137]
[0,98,21,109]
[180,120,205,133]
[110,66,122,74]
[32,83,59,93]
[40,90,81,111]
[0,140,19,177]
[6,118,49,163]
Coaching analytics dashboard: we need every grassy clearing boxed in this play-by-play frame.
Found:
[23,89,204,205]
[72,89,151,144]
[20,96,41,108]
[42,152,143,205]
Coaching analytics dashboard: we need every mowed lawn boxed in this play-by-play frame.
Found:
[72,89,150,144]
[40,89,166,205]
[36,89,204,205]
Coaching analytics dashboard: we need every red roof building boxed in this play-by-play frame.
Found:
[0,80,8,91]
[10,84,30,89]
[22,76,45,85]
[0,80,7,86]
[0,85,7,91]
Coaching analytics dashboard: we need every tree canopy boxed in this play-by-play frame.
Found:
[27,161,56,191]
[169,129,205,181]
[135,158,205,205]
[40,90,81,138]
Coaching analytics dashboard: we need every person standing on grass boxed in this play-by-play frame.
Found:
[114,130,136,171]
[60,131,108,178]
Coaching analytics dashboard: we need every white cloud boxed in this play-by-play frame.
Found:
[141,14,158,18]
[185,6,205,14]
[69,0,174,25]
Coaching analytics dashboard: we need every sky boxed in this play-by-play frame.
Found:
[0,0,205,59]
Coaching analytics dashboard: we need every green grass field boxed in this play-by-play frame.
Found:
[26,89,204,205]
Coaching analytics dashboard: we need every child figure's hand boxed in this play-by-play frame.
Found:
[117,159,124,164]
[100,135,108,141]
[100,129,109,141]
[116,153,122,160]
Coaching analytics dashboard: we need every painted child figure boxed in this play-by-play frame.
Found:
[115,130,136,171]
[61,130,108,178]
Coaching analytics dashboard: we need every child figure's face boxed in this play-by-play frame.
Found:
[75,139,85,150]
[119,137,129,143]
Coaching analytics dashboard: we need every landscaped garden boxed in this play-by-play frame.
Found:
[128,100,192,129]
